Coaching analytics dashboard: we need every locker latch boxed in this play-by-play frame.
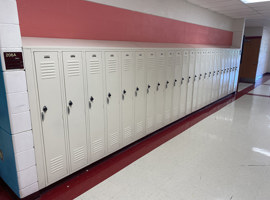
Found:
[67,100,73,114]
[135,87,139,96]
[107,93,112,104]
[41,106,48,121]
[166,81,169,88]
[89,96,94,108]
[188,76,191,83]
[147,85,151,94]
[181,78,184,84]
[122,90,126,100]
[157,83,160,91]
[209,72,211,78]
[194,75,197,82]
[199,74,202,80]
[174,79,177,86]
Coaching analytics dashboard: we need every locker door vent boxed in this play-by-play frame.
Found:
[110,131,119,146]
[123,59,132,71]
[50,155,64,174]
[107,59,117,73]
[67,61,80,77]
[136,121,144,134]
[89,61,101,74]
[123,126,132,139]
[40,61,56,79]
[92,139,104,154]
[136,58,144,70]
[73,146,86,163]
[146,117,153,129]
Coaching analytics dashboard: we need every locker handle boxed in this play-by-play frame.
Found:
[194,75,197,82]
[157,83,160,91]
[181,78,184,84]
[188,76,191,83]
[43,106,48,112]
[108,93,112,98]
[71,55,75,58]
[174,79,177,86]
[90,96,94,102]
[199,74,202,80]
[135,87,139,96]
[136,87,139,91]
[123,90,127,94]
[68,100,73,107]
[166,81,169,88]
[147,85,151,94]
[44,55,50,59]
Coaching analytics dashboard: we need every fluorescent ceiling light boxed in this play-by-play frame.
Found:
[241,0,270,3]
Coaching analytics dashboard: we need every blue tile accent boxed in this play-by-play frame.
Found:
[0,58,20,197]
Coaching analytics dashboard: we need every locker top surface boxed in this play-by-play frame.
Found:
[22,37,239,50]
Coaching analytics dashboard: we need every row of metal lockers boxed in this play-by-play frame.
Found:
[26,47,240,186]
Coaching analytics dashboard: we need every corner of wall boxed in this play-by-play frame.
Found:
[0,0,38,198]
[232,18,246,49]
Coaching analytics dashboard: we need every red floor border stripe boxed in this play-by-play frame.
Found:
[1,75,270,200]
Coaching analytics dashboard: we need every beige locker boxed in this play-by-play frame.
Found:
[86,52,106,162]
[164,51,175,124]
[192,50,201,112]
[105,52,121,153]
[171,51,182,121]
[121,52,135,145]
[179,50,189,118]
[186,50,196,115]
[62,52,88,172]
[34,52,68,184]
[134,52,147,140]
[155,50,166,130]
[146,51,156,134]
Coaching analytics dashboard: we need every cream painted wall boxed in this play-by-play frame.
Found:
[244,27,263,37]
[256,27,270,79]
[86,0,234,31]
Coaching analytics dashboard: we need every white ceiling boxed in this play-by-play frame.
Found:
[187,0,270,26]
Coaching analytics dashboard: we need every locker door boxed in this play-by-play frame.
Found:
[192,50,201,112]
[146,51,156,134]
[206,50,213,104]
[164,51,175,124]
[224,51,230,95]
[121,52,135,146]
[171,51,182,121]
[179,50,189,118]
[210,50,217,102]
[233,50,241,91]
[105,52,121,153]
[62,52,87,172]
[219,50,225,98]
[214,51,221,100]
[155,50,166,130]
[86,52,106,162]
[186,50,195,115]
[228,51,234,94]
[134,52,147,140]
[201,50,208,107]
[216,51,222,100]
[34,52,68,184]
[197,50,204,109]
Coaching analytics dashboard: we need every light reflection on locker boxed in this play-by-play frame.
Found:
[62,52,88,172]
[86,52,106,162]
[121,52,135,146]
[34,51,68,184]
[134,52,147,140]
[104,52,121,153]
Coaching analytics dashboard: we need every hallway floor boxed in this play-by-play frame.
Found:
[1,75,270,200]
[74,79,270,200]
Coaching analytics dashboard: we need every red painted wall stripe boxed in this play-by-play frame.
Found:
[17,0,233,46]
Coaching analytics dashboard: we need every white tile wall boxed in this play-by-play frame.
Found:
[0,24,22,48]
[9,111,32,134]
[12,130,33,153]
[19,182,39,198]
[0,0,19,25]
[3,71,27,93]
[7,92,30,114]
[15,148,36,171]
[0,0,38,198]
[17,165,38,189]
